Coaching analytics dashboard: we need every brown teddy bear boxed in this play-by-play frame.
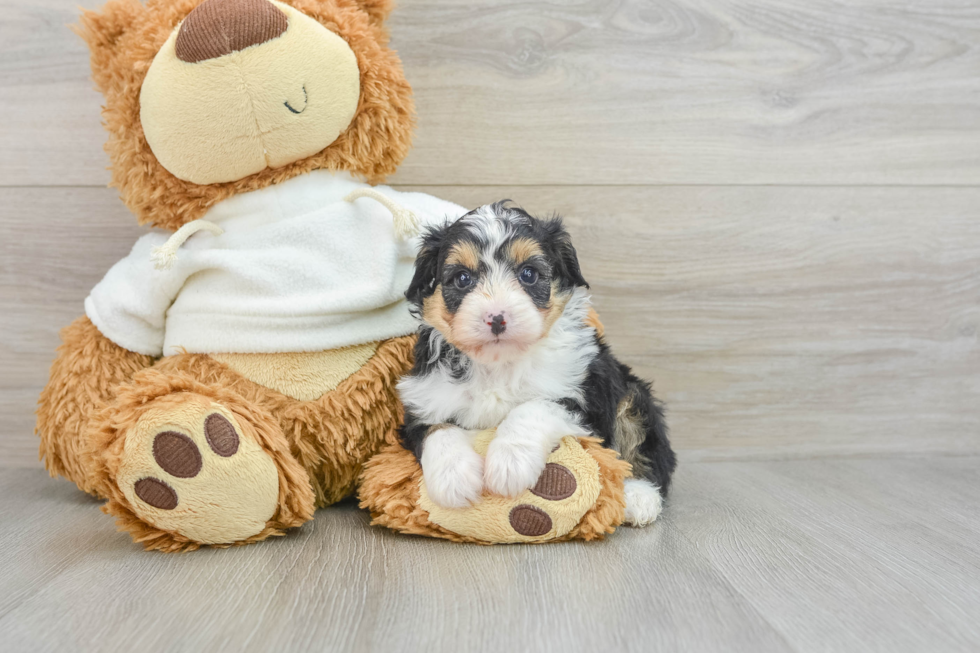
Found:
[37,0,631,551]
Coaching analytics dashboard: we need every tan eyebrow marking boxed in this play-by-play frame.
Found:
[446,241,480,270]
[507,237,544,265]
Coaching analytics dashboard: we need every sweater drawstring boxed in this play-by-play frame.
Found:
[151,220,225,270]
[344,189,420,240]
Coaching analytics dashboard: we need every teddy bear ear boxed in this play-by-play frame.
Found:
[73,0,145,92]
[351,0,395,25]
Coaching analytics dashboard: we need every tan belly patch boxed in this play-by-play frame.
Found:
[212,343,379,401]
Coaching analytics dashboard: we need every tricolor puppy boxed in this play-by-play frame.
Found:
[398,202,676,526]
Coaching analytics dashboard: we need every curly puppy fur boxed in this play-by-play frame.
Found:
[75,0,413,230]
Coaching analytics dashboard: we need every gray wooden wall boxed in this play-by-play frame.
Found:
[2,0,978,468]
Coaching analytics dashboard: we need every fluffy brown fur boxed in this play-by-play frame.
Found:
[36,316,154,495]
[341,0,392,25]
[152,336,415,506]
[75,0,413,231]
[358,437,631,544]
[38,327,414,550]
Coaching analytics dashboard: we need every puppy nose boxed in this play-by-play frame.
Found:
[488,314,507,336]
[176,0,288,63]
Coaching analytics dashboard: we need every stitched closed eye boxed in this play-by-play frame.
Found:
[284,85,308,114]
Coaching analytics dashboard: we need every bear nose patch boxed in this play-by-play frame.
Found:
[175,0,288,63]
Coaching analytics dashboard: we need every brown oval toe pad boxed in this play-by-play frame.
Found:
[205,413,240,457]
[153,431,202,478]
[509,505,553,537]
[134,477,179,510]
[530,463,577,501]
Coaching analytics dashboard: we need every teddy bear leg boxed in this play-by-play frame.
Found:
[87,368,315,552]
[36,316,154,495]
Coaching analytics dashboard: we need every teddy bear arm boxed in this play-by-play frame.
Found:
[37,315,155,494]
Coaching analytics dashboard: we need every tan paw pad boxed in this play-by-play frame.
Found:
[117,398,279,544]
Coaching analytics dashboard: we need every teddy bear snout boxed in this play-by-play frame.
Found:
[176,0,288,64]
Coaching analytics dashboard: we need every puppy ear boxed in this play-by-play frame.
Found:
[545,217,589,290]
[406,222,449,308]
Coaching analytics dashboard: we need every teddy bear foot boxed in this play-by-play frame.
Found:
[115,399,280,546]
[88,372,315,552]
[359,431,633,544]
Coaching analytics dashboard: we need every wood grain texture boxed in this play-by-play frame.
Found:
[3,185,978,467]
[0,0,108,186]
[0,468,791,653]
[672,457,980,652]
[2,0,980,186]
[2,458,979,652]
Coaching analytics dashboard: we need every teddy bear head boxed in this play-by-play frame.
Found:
[78,0,414,230]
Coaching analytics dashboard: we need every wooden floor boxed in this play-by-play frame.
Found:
[2,0,979,651]
[2,456,979,652]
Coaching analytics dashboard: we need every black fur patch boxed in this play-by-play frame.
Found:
[559,336,676,496]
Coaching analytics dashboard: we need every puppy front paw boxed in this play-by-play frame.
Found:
[421,427,484,509]
[483,436,548,498]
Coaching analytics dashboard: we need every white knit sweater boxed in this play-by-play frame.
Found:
[85,170,466,357]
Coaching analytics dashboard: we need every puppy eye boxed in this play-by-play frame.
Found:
[454,271,473,289]
[519,266,539,285]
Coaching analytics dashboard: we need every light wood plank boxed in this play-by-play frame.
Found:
[0,466,791,653]
[0,389,43,468]
[3,458,980,652]
[2,0,980,186]
[0,0,109,185]
[671,457,980,652]
[4,185,978,466]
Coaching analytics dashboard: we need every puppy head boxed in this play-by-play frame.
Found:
[407,201,588,364]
